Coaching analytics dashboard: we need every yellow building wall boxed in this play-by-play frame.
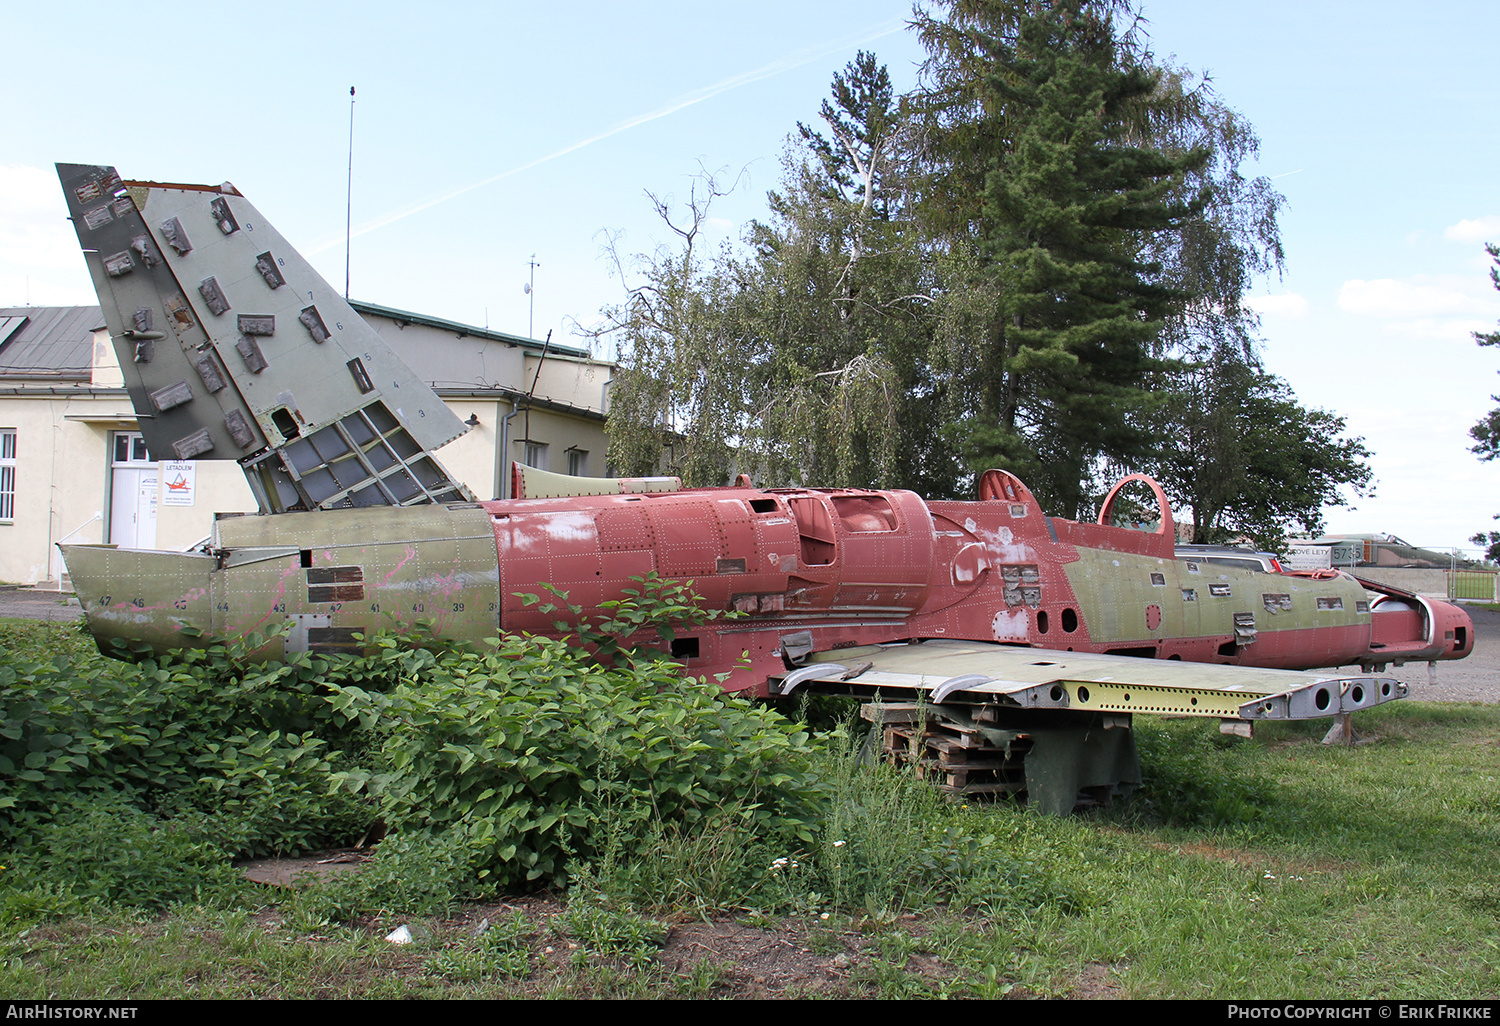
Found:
[1,395,125,585]
[0,331,610,585]
[440,399,608,500]
[0,393,259,585]
[0,392,607,585]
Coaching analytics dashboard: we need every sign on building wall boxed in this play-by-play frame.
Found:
[162,461,196,507]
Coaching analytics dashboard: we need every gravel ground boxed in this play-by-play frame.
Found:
[1378,603,1500,704]
[4,587,1495,702]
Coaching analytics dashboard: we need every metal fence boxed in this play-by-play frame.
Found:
[1448,570,1498,602]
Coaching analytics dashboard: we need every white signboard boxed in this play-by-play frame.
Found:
[1284,544,1333,571]
[161,460,196,507]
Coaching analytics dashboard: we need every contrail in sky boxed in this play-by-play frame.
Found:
[308,19,906,255]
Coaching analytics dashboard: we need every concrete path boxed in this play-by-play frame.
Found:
[0,586,84,623]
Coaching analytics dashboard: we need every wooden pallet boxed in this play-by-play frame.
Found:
[864,703,1030,796]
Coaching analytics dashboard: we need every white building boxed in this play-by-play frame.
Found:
[0,303,613,586]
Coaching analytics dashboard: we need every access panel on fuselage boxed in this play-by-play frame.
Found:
[911,499,1079,644]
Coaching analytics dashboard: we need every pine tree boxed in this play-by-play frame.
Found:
[916,0,1208,515]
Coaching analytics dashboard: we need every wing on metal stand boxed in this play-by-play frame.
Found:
[774,640,1406,814]
[57,164,474,512]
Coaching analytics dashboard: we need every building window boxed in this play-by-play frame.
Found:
[0,429,14,522]
[113,431,151,465]
[567,448,588,476]
[524,441,548,470]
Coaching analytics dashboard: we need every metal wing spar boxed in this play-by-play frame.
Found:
[774,639,1405,727]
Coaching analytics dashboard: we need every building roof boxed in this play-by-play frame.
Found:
[0,302,606,383]
[435,385,606,421]
[0,306,101,380]
[349,300,592,359]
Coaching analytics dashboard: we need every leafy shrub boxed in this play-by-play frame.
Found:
[0,626,375,857]
[0,603,823,908]
[518,572,737,670]
[326,633,823,889]
[15,794,245,911]
[0,590,1089,923]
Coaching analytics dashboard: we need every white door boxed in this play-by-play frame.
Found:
[109,432,157,549]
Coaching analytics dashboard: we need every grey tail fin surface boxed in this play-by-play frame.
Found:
[56,163,474,512]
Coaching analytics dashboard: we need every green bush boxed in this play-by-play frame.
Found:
[518,571,738,671]
[0,603,1093,924]
[326,633,824,889]
[0,626,376,857]
[14,794,245,912]
[0,610,826,910]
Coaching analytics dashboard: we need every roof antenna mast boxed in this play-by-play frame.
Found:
[345,86,356,301]
[524,254,539,340]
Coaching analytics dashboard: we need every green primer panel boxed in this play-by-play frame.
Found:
[62,545,216,653]
[211,505,502,651]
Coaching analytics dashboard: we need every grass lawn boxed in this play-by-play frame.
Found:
[2,613,1496,999]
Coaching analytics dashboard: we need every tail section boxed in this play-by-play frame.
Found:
[56,164,473,511]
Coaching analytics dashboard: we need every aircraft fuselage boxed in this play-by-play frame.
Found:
[61,474,1473,696]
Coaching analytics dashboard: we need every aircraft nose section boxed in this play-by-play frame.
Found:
[59,544,217,656]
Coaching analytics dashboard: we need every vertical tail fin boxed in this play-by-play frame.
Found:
[56,164,474,511]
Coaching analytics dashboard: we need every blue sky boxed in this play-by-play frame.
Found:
[3,1,1497,551]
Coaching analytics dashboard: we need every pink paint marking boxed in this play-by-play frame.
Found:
[424,573,464,598]
[243,564,299,632]
[383,545,418,584]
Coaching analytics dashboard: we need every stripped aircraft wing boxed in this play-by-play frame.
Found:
[772,640,1406,813]
[776,639,1405,724]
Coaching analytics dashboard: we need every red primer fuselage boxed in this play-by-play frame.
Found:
[487,479,1472,697]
